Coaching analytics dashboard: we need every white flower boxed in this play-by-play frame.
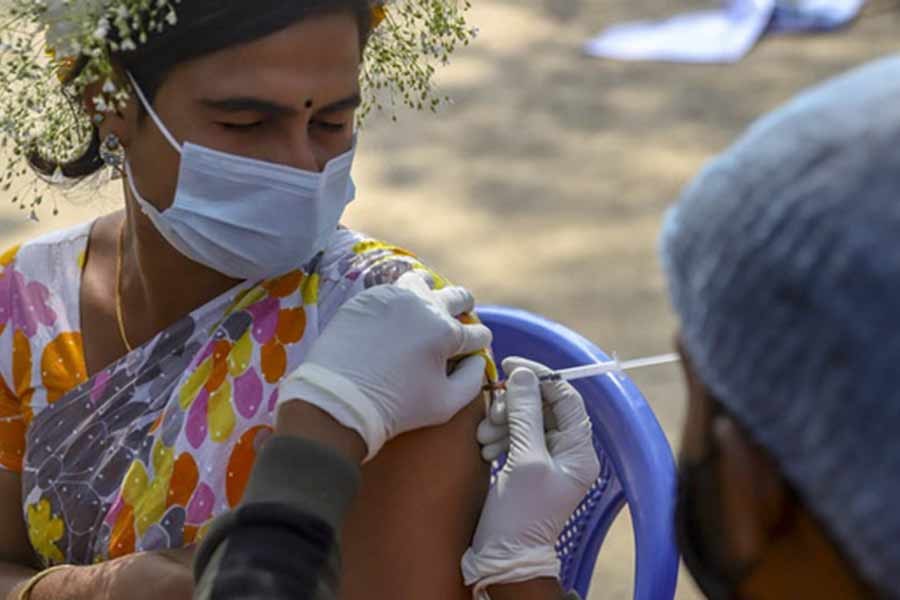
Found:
[50,167,65,184]
[93,17,110,40]
[92,95,108,113]
[41,0,106,56]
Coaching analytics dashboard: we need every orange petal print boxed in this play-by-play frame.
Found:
[108,505,136,559]
[183,524,199,545]
[276,308,306,345]
[12,331,31,401]
[263,271,305,298]
[226,425,274,507]
[260,341,287,384]
[41,333,87,404]
[167,453,199,509]
[204,340,232,393]
[0,375,24,471]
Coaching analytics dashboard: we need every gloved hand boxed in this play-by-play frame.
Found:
[278,272,492,462]
[461,358,600,598]
[477,357,563,462]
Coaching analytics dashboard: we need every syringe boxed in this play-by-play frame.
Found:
[483,353,680,392]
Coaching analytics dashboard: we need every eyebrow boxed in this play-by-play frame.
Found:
[316,93,362,115]
[200,93,362,117]
[200,97,297,117]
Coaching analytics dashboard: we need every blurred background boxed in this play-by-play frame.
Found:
[4,1,900,597]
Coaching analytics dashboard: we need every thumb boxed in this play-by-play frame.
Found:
[432,286,476,317]
[505,368,547,458]
[445,354,487,416]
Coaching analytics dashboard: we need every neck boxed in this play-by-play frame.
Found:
[119,192,241,346]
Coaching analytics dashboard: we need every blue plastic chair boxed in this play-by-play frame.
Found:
[477,306,679,600]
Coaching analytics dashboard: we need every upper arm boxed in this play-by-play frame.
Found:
[339,396,489,600]
[324,235,495,598]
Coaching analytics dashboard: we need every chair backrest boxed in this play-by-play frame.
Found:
[477,306,679,600]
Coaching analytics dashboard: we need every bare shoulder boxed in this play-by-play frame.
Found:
[340,396,489,600]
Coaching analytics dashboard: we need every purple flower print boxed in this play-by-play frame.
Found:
[247,297,279,344]
[0,268,57,337]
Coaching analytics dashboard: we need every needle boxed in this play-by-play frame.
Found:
[482,353,680,392]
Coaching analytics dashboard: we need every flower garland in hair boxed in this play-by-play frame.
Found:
[0,0,477,218]
[361,0,477,121]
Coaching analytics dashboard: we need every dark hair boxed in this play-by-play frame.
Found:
[31,0,372,180]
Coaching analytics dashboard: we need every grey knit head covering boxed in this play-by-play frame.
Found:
[661,54,900,597]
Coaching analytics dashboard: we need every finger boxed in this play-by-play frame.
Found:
[548,384,592,435]
[477,418,508,446]
[481,440,509,462]
[542,402,558,431]
[547,425,600,487]
[432,286,476,317]
[502,355,566,399]
[487,394,558,431]
[502,357,579,429]
[489,395,506,425]
[446,355,488,411]
[502,356,553,379]
[505,368,546,456]
[546,421,592,455]
[450,322,493,357]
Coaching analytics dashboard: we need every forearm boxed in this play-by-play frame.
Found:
[275,402,365,464]
[5,562,108,600]
[3,550,192,600]
[0,561,36,600]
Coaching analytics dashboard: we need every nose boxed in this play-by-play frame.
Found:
[282,130,321,172]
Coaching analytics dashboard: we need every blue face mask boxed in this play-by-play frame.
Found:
[124,71,357,281]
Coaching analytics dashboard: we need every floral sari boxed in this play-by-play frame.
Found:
[0,221,494,566]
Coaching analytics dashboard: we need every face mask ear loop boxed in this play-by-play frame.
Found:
[125,71,182,155]
[124,160,157,216]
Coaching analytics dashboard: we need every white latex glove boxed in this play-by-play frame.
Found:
[477,357,563,462]
[461,359,600,598]
[278,273,492,462]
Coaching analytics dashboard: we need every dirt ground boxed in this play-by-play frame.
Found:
[3,1,900,598]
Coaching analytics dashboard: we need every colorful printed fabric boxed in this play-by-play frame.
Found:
[0,221,495,566]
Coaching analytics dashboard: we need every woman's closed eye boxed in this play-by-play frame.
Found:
[311,119,347,133]
[218,120,264,131]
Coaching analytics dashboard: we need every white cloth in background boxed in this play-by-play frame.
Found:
[584,0,865,64]
[770,0,865,31]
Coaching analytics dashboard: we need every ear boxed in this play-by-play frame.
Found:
[713,415,793,564]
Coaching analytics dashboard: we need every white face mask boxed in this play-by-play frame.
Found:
[124,71,357,281]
